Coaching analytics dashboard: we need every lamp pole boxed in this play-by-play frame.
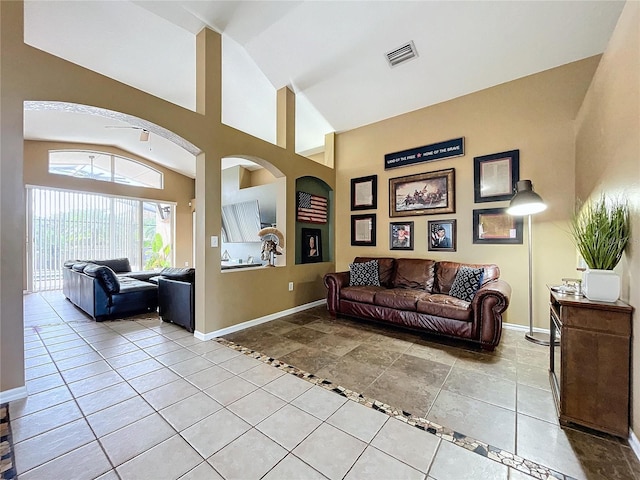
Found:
[507,180,551,346]
[524,213,550,345]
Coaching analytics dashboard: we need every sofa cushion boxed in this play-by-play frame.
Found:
[354,257,395,287]
[416,294,473,321]
[449,267,484,302]
[83,264,121,294]
[341,286,384,304]
[392,259,435,291]
[435,262,499,294]
[160,267,195,283]
[63,260,79,269]
[349,260,380,287]
[90,258,132,273]
[71,262,89,272]
[374,289,422,311]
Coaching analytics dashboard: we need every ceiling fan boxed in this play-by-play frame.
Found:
[104,125,150,142]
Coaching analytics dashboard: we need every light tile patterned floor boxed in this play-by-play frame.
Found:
[3,291,638,480]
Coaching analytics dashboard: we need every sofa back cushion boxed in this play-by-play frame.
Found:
[160,267,195,283]
[392,258,435,292]
[354,257,395,288]
[435,261,500,294]
[91,258,132,273]
[71,262,89,272]
[83,264,121,294]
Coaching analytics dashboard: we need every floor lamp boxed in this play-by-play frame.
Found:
[507,180,549,345]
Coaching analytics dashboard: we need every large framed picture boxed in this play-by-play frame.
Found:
[351,175,377,211]
[473,208,523,244]
[351,214,376,246]
[428,219,457,252]
[301,228,322,263]
[474,150,519,203]
[389,168,455,217]
[390,221,414,250]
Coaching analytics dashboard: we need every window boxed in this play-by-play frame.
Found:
[26,187,174,291]
[49,150,163,189]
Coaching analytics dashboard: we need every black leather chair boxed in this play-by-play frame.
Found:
[157,268,195,332]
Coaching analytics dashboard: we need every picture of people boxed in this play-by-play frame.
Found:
[301,228,322,263]
[389,169,455,218]
[428,220,457,252]
[390,222,414,250]
[308,235,318,257]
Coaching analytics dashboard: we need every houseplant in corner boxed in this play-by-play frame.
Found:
[570,194,630,302]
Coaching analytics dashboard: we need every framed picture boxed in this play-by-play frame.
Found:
[473,208,523,244]
[390,221,414,250]
[474,150,519,203]
[351,214,376,246]
[351,175,377,211]
[301,228,322,263]
[428,220,457,252]
[389,168,455,217]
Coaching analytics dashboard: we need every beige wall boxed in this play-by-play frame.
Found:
[335,57,601,328]
[24,141,195,269]
[0,2,334,395]
[574,2,639,434]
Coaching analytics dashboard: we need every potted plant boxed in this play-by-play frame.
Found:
[570,194,630,302]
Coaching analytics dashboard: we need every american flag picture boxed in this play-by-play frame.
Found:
[297,191,328,224]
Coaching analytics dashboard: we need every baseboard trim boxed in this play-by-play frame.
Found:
[194,299,326,341]
[502,322,550,334]
[629,429,640,461]
[0,386,28,404]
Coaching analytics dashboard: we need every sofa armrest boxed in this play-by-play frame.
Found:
[323,271,350,314]
[471,279,512,350]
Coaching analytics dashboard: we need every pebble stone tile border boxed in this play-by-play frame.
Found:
[216,338,578,480]
[0,404,16,480]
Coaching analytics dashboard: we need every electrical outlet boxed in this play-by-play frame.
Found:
[288,282,294,291]
[185,261,189,266]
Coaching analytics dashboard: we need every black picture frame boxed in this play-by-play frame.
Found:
[389,168,455,217]
[351,175,377,211]
[390,221,414,250]
[474,150,520,203]
[301,228,322,263]
[351,214,377,246]
[473,208,523,244]
[428,219,457,252]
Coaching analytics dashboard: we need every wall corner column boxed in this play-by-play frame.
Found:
[0,0,26,396]
[196,28,222,117]
[276,86,295,151]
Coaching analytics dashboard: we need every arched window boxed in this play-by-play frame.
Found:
[48,150,163,189]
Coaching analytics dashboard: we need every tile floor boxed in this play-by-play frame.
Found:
[3,291,637,479]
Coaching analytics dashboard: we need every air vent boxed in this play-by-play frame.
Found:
[385,41,418,67]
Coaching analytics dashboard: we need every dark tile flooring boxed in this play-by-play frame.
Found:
[223,306,640,480]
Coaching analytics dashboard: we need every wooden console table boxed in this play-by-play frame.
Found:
[549,289,633,437]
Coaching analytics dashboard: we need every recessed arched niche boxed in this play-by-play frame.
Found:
[295,176,333,265]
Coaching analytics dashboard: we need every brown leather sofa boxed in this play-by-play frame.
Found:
[323,257,511,351]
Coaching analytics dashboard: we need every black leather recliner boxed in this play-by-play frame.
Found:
[157,267,195,332]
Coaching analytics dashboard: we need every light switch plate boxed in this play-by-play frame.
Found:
[210,236,218,247]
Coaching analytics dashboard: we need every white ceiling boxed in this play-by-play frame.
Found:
[22,1,625,178]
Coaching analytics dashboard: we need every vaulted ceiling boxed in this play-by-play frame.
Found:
[23,1,625,178]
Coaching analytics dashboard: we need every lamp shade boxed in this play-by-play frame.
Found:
[507,180,547,216]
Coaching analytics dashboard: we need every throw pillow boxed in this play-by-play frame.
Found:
[349,260,380,287]
[449,266,484,302]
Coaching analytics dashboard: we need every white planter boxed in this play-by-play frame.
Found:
[583,269,621,302]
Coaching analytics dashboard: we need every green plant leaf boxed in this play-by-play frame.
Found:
[570,195,630,270]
